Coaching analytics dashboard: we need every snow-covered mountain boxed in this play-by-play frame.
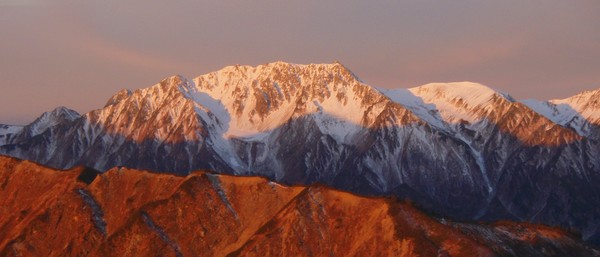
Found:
[1,62,599,246]
[523,89,600,138]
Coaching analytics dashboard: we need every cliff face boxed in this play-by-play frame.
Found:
[0,156,597,257]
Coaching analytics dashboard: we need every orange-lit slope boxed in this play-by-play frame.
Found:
[0,156,597,257]
[230,187,598,257]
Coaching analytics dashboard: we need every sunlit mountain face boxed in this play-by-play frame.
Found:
[1,62,600,251]
[0,156,598,257]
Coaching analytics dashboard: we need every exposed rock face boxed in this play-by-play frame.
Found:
[0,156,597,257]
[0,62,599,245]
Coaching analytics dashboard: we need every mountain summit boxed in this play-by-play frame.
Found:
[1,62,599,245]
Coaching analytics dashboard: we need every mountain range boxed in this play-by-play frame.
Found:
[1,62,599,246]
[1,155,598,256]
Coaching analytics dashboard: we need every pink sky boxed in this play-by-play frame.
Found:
[1,0,599,124]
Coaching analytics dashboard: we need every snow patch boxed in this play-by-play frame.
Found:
[141,212,183,257]
[0,125,24,145]
[206,174,239,221]
[76,188,107,236]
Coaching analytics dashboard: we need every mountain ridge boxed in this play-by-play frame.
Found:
[0,155,597,257]
[1,61,599,246]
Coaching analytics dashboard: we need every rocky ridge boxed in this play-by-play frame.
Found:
[0,156,597,257]
[1,62,599,245]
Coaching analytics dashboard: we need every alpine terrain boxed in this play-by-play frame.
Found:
[0,156,598,256]
[1,62,599,247]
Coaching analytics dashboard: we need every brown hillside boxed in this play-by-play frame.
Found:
[0,156,597,257]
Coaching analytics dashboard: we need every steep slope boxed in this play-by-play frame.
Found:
[1,62,474,191]
[404,82,581,146]
[19,107,80,138]
[190,62,419,138]
[0,156,597,257]
[384,83,600,243]
[0,76,228,173]
[231,187,598,257]
[0,125,22,145]
[186,63,484,195]
[0,155,304,257]
[0,62,599,245]
[0,106,79,146]
[552,89,600,125]
[0,106,81,167]
[523,89,600,137]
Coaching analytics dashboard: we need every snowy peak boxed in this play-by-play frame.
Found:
[195,61,361,97]
[86,75,201,143]
[27,107,80,136]
[70,61,403,146]
[399,82,580,146]
[555,89,600,107]
[191,61,418,138]
[551,89,600,125]
[104,89,132,107]
[412,82,514,104]
[47,106,80,121]
[98,76,185,116]
[521,99,581,126]
[1,63,600,247]
[0,106,81,145]
[522,88,600,136]
[407,82,514,124]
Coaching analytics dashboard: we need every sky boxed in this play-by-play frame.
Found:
[1,0,599,125]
